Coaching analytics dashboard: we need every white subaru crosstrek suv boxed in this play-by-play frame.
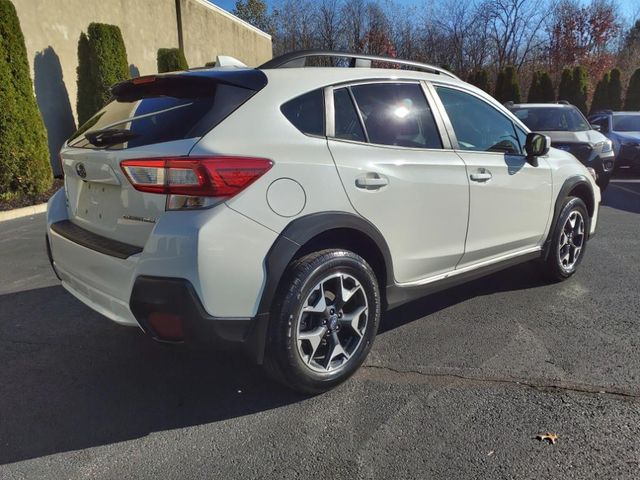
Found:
[46,50,600,393]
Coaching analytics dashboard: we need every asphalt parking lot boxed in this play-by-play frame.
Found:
[0,178,639,479]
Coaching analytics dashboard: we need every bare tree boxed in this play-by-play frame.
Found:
[271,0,319,55]
[482,0,550,70]
[317,0,343,51]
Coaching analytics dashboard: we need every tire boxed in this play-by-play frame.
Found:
[541,196,590,282]
[265,249,381,394]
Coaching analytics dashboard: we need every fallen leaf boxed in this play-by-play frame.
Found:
[536,433,559,444]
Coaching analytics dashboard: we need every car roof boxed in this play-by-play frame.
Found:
[256,67,530,133]
[259,67,486,104]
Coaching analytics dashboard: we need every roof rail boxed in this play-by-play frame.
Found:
[259,49,459,80]
[556,100,570,105]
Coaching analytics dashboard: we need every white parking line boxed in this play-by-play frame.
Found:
[611,184,640,196]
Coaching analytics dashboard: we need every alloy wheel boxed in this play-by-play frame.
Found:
[558,210,585,271]
[296,272,369,373]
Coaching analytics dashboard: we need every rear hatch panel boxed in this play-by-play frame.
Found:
[60,69,267,248]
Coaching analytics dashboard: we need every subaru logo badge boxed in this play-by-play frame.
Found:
[75,162,87,179]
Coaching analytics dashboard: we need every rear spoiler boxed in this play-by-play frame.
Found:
[111,69,268,101]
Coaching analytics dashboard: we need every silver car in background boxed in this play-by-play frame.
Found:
[507,102,615,190]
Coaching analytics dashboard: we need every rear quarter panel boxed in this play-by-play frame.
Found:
[190,83,356,234]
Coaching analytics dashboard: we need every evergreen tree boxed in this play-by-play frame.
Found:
[76,32,95,128]
[0,0,51,199]
[495,66,520,103]
[494,70,505,101]
[539,72,555,102]
[571,66,589,113]
[157,48,189,73]
[608,68,622,110]
[590,71,610,114]
[528,71,542,102]
[624,68,640,110]
[558,68,573,102]
[468,69,489,92]
[76,23,129,125]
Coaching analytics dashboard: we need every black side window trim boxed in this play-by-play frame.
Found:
[346,87,370,143]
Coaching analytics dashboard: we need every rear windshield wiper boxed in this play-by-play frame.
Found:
[85,128,139,147]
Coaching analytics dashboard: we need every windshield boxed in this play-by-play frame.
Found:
[511,106,590,132]
[613,114,640,132]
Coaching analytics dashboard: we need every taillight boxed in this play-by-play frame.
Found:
[120,156,272,209]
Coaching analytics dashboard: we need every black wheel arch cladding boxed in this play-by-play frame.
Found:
[257,211,394,317]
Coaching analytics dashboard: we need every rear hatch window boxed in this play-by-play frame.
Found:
[68,69,268,150]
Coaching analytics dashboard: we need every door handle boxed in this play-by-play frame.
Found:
[355,173,389,190]
[470,169,492,182]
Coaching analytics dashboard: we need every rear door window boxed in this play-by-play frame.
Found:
[349,83,442,149]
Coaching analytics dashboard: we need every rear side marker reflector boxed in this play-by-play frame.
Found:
[120,156,273,197]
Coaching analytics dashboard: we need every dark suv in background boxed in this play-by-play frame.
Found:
[507,102,615,190]
[589,111,640,173]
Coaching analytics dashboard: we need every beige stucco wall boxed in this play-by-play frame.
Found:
[179,0,272,68]
[13,0,181,123]
[10,0,272,174]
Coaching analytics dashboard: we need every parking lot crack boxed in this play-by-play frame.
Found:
[361,364,640,401]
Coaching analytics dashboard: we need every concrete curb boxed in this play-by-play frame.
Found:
[0,203,47,223]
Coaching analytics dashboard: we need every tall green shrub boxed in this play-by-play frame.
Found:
[571,66,589,114]
[76,32,94,127]
[468,69,489,92]
[157,48,189,73]
[590,71,610,114]
[76,23,129,125]
[0,0,51,199]
[528,71,542,102]
[558,68,573,102]
[494,70,505,101]
[539,72,555,102]
[608,68,622,110]
[494,66,520,103]
[624,68,640,110]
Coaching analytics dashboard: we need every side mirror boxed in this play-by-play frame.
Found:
[525,132,550,166]
[590,123,601,132]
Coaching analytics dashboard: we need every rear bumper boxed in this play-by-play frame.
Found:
[45,188,278,361]
[130,276,269,355]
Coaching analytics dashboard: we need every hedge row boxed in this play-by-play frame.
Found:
[470,65,640,114]
[1,6,194,201]
[0,0,51,200]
